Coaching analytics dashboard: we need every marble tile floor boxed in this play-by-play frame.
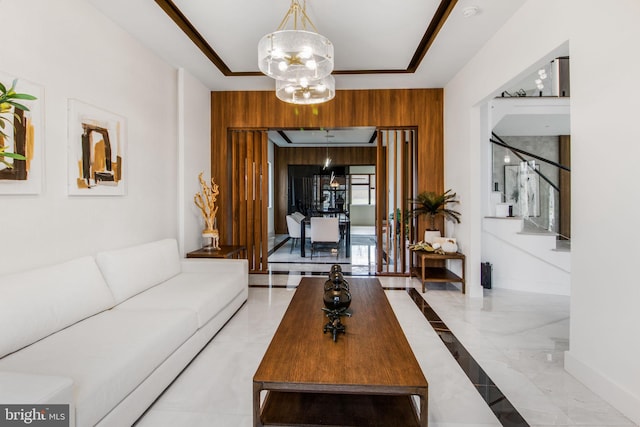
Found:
[135,273,635,427]
[267,231,379,276]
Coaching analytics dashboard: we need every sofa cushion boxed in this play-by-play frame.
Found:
[96,239,182,304]
[0,256,116,358]
[115,272,245,328]
[0,308,197,427]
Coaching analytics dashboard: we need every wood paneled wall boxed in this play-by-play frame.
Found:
[273,146,376,233]
[211,89,444,244]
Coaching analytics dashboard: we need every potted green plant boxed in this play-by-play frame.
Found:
[0,79,37,168]
[410,189,461,242]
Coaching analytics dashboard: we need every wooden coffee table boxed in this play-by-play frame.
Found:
[253,277,428,426]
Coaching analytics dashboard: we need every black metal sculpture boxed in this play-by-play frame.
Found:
[322,265,352,342]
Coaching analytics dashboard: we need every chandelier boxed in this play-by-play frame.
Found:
[258,0,335,104]
[276,74,335,104]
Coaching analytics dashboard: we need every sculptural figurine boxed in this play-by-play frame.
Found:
[194,172,220,250]
[322,264,352,342]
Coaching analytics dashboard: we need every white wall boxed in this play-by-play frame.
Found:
[564,2,640,423]
[444,0,640,423]
[178,69,212,255]
[0,0,180,273]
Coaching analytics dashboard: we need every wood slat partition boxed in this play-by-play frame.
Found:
[228,129,269,273]
[375,130,386,272]
[377,128,416,275]
[211,90,443,273]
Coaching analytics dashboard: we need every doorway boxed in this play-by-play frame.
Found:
[211,89,444,274]
[262,127,418,275]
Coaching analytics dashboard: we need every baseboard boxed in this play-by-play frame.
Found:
[564,350,640,424]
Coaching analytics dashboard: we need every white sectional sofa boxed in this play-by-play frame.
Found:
[0,239,248,427]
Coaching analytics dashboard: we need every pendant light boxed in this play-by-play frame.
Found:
[258,0,335,104]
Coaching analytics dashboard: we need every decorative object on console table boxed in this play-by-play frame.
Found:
[194,171,220,250]
[410,189,461,243]
[435,237,458,254]
[408,240,445,254]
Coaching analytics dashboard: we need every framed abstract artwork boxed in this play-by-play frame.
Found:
[0,73,44,195]
[505,163,540,217]
[67,99,127,196]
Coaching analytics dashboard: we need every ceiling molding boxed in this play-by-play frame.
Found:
[367,131,377,144]
[278,130,293,144]
[154,0,457,76]
[407,0,457,72]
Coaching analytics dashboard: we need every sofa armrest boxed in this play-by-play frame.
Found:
[0,372,75,426]
[180,259,248,284]
[0,372,73,404]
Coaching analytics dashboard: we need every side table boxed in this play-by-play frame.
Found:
[410,250,466,294]
[186,245,247,259]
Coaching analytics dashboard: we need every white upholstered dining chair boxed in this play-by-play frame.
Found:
[286,214,302,253]
[309,217,340,259]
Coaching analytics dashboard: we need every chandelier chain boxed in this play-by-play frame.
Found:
[276,0,319,33]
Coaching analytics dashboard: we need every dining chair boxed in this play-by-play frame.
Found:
[309,217,340,259]
[286,215,302,253]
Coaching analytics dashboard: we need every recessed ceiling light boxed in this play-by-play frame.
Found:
[462,6,480,18]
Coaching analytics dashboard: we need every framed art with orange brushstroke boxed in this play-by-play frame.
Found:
[67,99,127,196]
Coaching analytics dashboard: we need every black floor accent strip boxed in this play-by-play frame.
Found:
[265,270,376,277]
[268,237,290,256]
[406,288,530,427]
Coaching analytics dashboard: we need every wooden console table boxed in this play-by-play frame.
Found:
[186,245,246,259]
[410,250,466,294]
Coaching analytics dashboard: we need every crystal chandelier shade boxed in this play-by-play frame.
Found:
[258,30,333,82]
[275,74,335,104]
[258,0,335,104]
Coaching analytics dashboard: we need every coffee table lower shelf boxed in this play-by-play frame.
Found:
[260,391,420,427]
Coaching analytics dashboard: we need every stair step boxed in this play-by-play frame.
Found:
[555,240,571,252]
[483,216,571,272]
[518,230,556,236]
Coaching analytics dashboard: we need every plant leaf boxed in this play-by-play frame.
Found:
[8,101,30,111]
[11,93,37,101]
[0,151,26,160]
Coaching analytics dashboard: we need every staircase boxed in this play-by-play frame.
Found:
[482,216,570,295]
